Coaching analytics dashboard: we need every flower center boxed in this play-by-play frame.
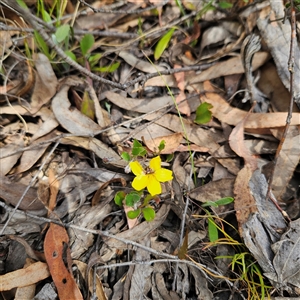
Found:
[145,166,154,174]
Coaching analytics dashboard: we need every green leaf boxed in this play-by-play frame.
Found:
[218,1,233,9]
[154,28,175,60]
[34,30,50,59]
[121,152,131,162]
[114,191,126,206]
[65,50,76,62]
[16,0,28,9]
[81,91,95,120]
[215,197,234,206]
[55,24,70,43]
[142,207,155,221]
[194,102,213,124]
[42,10,51,23]
[127,209,141,219]
[166,153,174,163]
[143,194,153,206]
[93,62,120,73]
[125,192,141,207]
[158,140,165,152]
[88,53,102,67]
[208,217,218,242]
[80,33,94,56]
[202,201,218,208]
[132,139,147,156]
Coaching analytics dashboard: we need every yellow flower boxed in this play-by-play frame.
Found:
[129,156,173,196]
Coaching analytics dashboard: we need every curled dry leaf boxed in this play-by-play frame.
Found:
[52,77,106,135]
[44,223,83,300]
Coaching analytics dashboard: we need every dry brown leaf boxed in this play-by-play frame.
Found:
[233,165,257,234]
[229,108,257,170]
[124,205,139,229]
[105,91,174,113]
[271,126,300,201]
[0,261,50,291]
[145,113,220,154]
[60,136,126,168]
[30,53,58,114]
[14,258,37,300]
[187,52,270,84]
[44,224,83,300]
[144,132,183,154]
[104,204,170,252]
[48,168,60,213]
[0,134,24,175]
[201,81,300,128]
[119,51,165,73]
[174,64,191,116]
[74,260,108,300]
[16,131,57,174]
[52,82,102,135]
[190,178,235,202]
[0,176,47,213]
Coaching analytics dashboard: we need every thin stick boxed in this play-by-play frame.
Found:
[266,3,296,220]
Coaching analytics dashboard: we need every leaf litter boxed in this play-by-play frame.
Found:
[0,0,300,299]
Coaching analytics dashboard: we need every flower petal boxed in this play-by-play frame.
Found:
[132,174,148,191]
[149,156,161,171]
[129,161,144,176]
[155,168,173,182]
[147,174,161,196]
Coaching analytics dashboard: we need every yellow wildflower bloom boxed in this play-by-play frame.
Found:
[129,156,173,196]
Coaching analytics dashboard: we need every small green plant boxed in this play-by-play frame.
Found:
[114,139,173,221]
[201,197,234,242]
[194,102,213,124]
[217,252,272,299]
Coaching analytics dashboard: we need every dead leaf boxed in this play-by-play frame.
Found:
[271,126,300,201]
[44,223,83,300]
[0,261,50,291]
[187,52,270,84]
[229,107,257,170]
[201,81,300,129]
[174,64,191,116]
[144,132,183,154]
[30,53,58,114]
[105,91,174,113]
[233,165,257,235]
[0,176,47,213]
[74,260,108,300]
[145,113,220,154]
[257,2,300,108]
[0,134,24,175]
[15,258,37,300]
[52,82,101,135]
